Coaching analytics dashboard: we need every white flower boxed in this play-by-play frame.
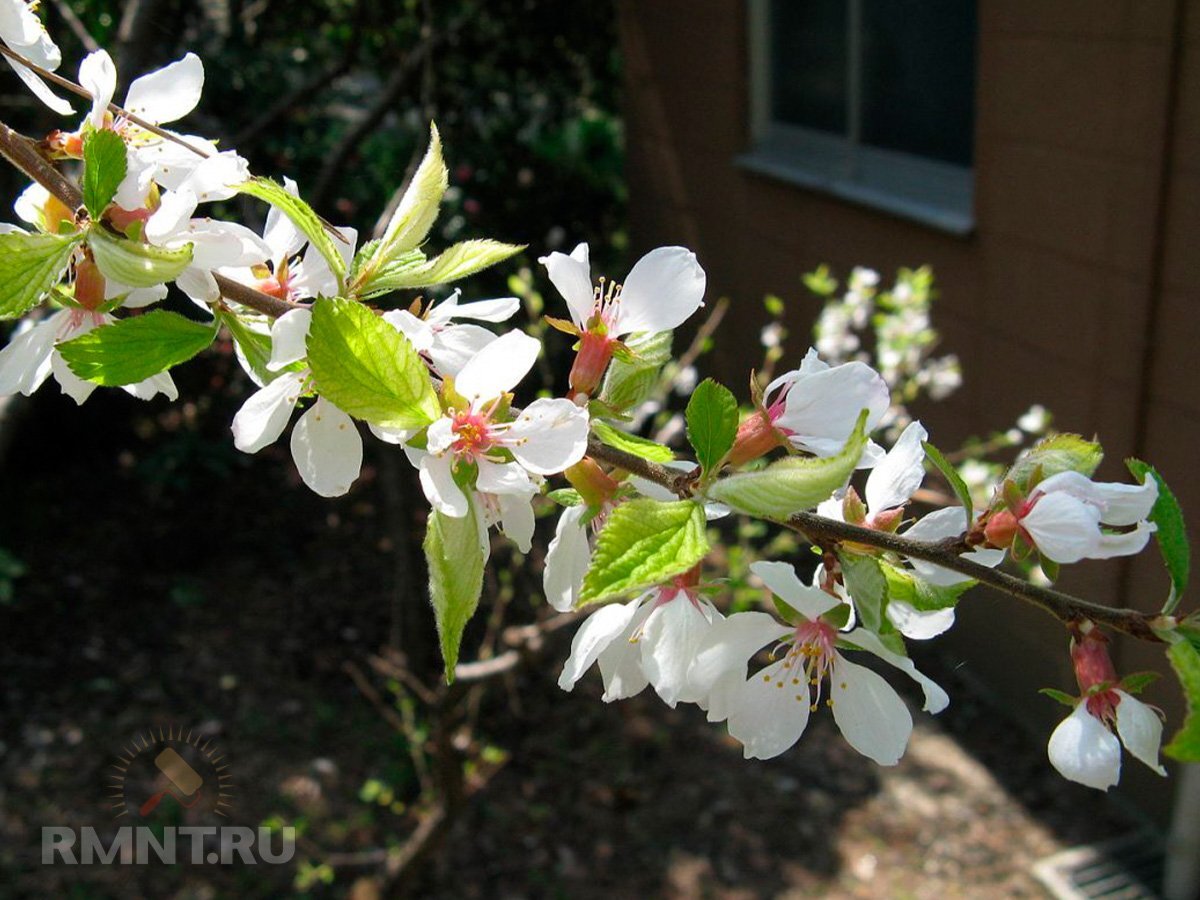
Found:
[1,0,73,114]
[383,290,520,378]
[415,330,589,540]
[558,583,722,707]
[1014,471,1158,565]
[1018,404,1051,434]
[688,561,948,763]
[230,309,361,498]
[0,306,176,404]
[539,242,705,338]
[763,348,890,465]
[818,420,928,525]
[1048,690,1166,791]
[544,504,597,612]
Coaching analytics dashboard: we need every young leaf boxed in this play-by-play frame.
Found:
[578,499,709,605]
[547,488,584,507]
[840,552,887,633]
[357,239,523,297]
[58,310,216,385]
[306,297,440,429]
[923,440,973,523]
[87,226,193,288]
[880,561,974,612]
[1127,459,1189,613]
[81,129,128,220]
[1039,687,1079,709]
[599,330,672,411]
[424,504,487,682]
[708,410,868,517]
[1007,433,1103,490]
[237,177,348,288]
[591,419,674,463]
[0,231,82,320]
[1120,671,1161,695]
[1164,638,1200,762]
[218,310,275,385]
[686,378,739,474]
[378,123,448,257]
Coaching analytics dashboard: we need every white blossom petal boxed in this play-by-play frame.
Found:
[1036,471,1157,527]
[289,399,362,497]
[1114,690,1167,777]
[544,506,591,612]
[749,561,839,621]
[1048,703,1121,790]
[558,596,645,691]
[503,397,589,475]
[1093,522,1156,559]
[0,315,59,396]
[231,370,304,452]
[122,369,178,401]
[5,56,73,115]
[382,309,435,353]
[830,656,913,765]
[50,350,97,404]
[497,492,535,553]
[431,292,520,324]
[640,595,719,707]
[614,246,706,336]
[124,53,204,124]
[455,330,539,401]
[1022,492,1103,564]
[428,324,496,377]
[773,355,889,460]
[268,308,312,370]
[418,452,469,517]
[844,627,950,713]
[78,50,116,129]
[538,242,593,329]
[885,600,956,640]
[728,658,811,760]
[865,420,927,514]
[687,611,792,706]
[475,458,537,495]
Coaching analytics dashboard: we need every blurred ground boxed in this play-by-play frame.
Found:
[0,380,1146,899]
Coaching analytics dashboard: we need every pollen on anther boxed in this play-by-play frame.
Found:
[762,674,771,682]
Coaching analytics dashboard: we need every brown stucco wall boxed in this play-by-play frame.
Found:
[619,0,1196,822]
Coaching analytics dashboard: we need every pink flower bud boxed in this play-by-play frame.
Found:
[568,330,615,400]
[727,409,785,467]
[983,509,1019,549]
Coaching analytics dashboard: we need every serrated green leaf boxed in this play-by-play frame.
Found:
[708,410,867,517]
[357,239,524,297]
[87,226,193,288]
[880,561,974,612]
[424,504,487,682]
[923,440,972,523]
[0,230,81,320]
[1040,687,1079,708]
[218,310,275,384]
[591,420,674,463]
[578,499,708,605]
[380,123,448,257]
[840,552,887,633]
[306,297,439,429]
[82,129,127,220]
[238,177,347,288]
[1008,433,1103,491]
[600,330,672,411]
[547,488,583,507]
[1165,638,1200,762]
[1127,459,1189,613]
[58,310,216,385]
[686,378,739,474]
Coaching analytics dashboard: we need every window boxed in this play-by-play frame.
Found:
[742,0,978,234]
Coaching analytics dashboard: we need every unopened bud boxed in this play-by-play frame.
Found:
[564,457,619,509]
[568,330,615,400]
[727,409,785,467]
[1070,627,1118,694]
[867,506,904,533]
[74,257,106,311]
[841,487,867,525]
[983,509,1019,549]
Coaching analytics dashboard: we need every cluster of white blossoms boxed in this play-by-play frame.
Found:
[0,3,1188,799]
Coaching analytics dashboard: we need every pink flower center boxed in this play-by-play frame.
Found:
[451,410,493,457]
[1084,689,1120,727]
[764,619,839,711]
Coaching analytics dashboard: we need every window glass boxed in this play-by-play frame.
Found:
[769,0,847,135]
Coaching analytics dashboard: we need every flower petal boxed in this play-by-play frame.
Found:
[78,50,116,129]
[497,492,535,553]
[844,627,950,713]
[50,349,97,404]
[267,308,312,370]
[5,57,73,115]
[382,309,435,354]
[865,420,927,514]
[728,658,811,760]
[558,596,644,691]
[454,329,539,401]
[749,560,839,621]
[1114,690,1167,777]
[231,370,304,452]
[475,458,537,495]
[830,656,913,765]
[503,397,590,475]
[886,600,956,640]
[289,399,362,497]
[1093,522,1156,559]
[1036,471,1157,527]
[1047,703,1121,790]
[543,506,591,612]
[640,595,720,707]
[417,452,469,517]
[428,324,496,378]
[687,611,792,706]
[773,357,889,459]
[124,52,204,124]
[0,315,59,397]
[1021,492,1103,564]
[614,246,706,336]
[433,293,520,324]
[538,242,593,329]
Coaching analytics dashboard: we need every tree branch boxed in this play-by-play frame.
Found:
[582,440,1172,643]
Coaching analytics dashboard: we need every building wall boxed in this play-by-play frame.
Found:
[619,0,1196,822]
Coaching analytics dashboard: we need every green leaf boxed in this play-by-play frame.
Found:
[424,504,487,682]
[923,440,973,523]
[1008,433,1103,491]
[237,177,347,288]
[578,499,709,605]
[802,265,838,298]
[87,226,193,288]
[1127,459,1189,613]
[686,378,739,474]
[708,410,868,517]
[592,419,674,463]
[0,230,81,320]
[840,552,887,633]
[599,330,672,411]
[379,123,448,257]
[547,488,583,507]
[306,297,439,429]
[82,129,127,220]
[1165,638,1200,762]
[880,562,974,612]
[1039,688,1079,708]
[1120,671,1161,695]
[218,311,275,384]
[58,310,216,385]
[357,239,524,297]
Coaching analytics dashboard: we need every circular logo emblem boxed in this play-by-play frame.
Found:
[109,726,234,820]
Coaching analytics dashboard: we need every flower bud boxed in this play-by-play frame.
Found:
[1070,626,1118,694]
[74,256,106,311]
[564,457,619,509]
[727,409,785,467]
[983,509,1019,549]
[841,487,867,525]
[568,330,615,400]
[867,506,904,533]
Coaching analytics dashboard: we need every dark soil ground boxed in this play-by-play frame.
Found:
[0,373,1151,899]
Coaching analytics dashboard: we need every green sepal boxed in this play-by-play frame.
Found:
[87,226,193,288]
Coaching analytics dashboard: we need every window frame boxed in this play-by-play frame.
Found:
[740,0,976,236]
